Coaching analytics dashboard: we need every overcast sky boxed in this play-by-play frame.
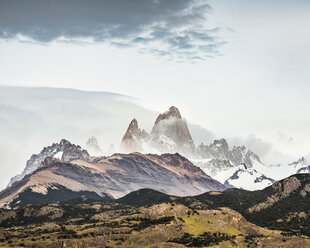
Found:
[0,0,310,164]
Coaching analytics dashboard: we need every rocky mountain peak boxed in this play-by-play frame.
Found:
[154,106,182,125]
[119,106,196,157]
[289,157,309,168]
[212,139,229,150]
[8,139,90,187]
[120,118,149,153]
[125,119,140,137]
[150,106,195,157]
[196,138,262,175]
[59,139,71,147]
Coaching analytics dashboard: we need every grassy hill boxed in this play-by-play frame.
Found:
[0,174,310,247]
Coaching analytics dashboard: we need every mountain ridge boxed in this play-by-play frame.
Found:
[0,152,226,209]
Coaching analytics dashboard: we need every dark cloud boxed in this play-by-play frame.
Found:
[0,0,224,61]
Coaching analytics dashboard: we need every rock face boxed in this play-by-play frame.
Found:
[8,139,90,187]
[150,106,196,157]
[120,119,149,153]
[0,153,226,208]
[86,137,103,156]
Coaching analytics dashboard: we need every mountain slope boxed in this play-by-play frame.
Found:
[190,174,310,236]
[0,152,225,208]
[1,185,310,247]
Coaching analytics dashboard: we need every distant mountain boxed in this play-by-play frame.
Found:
[295,158,310,174]
[298,166,310,174]
[0,152,225,209]
[223,164,275,190]
[8,139,90,187]
[289,157,309,169]
[85,137,103,156]
[120,119,149,153]
[196,139,262,173]
[256,157,310,181]
[192,138,273,190]
[149,106,196,157]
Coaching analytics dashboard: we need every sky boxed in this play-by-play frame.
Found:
[0,0,310,166]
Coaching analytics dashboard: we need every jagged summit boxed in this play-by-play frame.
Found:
[120,118,149,153]
[289,157,308,168]
[86,136,103,156]
[124,119,140,138]
[197,138,261,167]
[154,106,182,125]
[213,138,229,149]
[0,152,226,209]
[120,106,195,157]
[8,139,90,187]
[150,106,196,157]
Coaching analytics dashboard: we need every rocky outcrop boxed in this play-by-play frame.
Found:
[8,139,90,187]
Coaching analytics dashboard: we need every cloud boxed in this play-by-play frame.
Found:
[0,0,224,61]
[227,135,295,165]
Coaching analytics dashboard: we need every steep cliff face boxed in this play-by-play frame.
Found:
[8,139,90,187]
[150,106,196,157]
[0,153,225,208]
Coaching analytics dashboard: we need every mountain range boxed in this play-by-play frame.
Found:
[119,106,310,190]
[0,150,225,209]
[1,103,310,247]
[6,106,310,198]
